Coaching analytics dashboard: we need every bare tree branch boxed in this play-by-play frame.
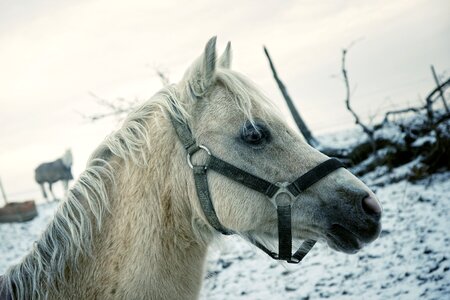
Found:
[263,46,319,147]
[156,68,170,86]
[82,68,172,122]
[341,48,375,151]
[425,89,434,124]
[379,77,450,125]
[431,65,449,112]
[81,92,137,122]
[382,107,421,124]
[78,108,132,122]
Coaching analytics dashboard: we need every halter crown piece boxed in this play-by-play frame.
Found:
[169,105,344,264]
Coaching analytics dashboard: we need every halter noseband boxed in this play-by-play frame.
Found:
[170,110,344,264]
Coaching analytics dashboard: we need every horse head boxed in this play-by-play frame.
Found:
[176,37,381,256]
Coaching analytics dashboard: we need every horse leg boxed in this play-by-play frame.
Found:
[39,183,48,201]
[49,183,57,201]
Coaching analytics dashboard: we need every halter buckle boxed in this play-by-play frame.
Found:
[269,182,296,207]
[187,145,212,169]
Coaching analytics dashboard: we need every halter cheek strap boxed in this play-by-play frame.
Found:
[170,112,344,264]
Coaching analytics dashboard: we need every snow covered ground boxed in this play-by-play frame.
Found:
[200,172,450,300]
[1,131,449,299]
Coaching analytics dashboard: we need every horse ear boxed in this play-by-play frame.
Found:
[202,36,217,88]
[218,42,232,68]
[189,36,217,97]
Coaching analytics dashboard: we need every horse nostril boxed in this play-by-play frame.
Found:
[362,196,382,219]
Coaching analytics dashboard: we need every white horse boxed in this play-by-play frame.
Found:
[34,149,73,201]
[2,37,381,299]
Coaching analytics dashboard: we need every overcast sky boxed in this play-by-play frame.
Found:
[0,0,449,201]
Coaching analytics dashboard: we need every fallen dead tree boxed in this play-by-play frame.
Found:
[263,46,450,185]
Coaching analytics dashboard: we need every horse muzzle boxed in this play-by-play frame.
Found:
[325,194,382,254]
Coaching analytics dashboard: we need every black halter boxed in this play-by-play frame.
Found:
[170,111,344,264]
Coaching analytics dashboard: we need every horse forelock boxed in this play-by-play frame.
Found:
[179,65,278,125]
[214,69,279,122]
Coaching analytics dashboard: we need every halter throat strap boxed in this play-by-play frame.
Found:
[169,112,344,264]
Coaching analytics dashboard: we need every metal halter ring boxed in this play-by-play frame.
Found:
[269,182,296,207]
[187,145,212,169]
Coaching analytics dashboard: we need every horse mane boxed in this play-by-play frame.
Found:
[3,65,276,299]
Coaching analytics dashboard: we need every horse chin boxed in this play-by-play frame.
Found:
[325,224,365,254]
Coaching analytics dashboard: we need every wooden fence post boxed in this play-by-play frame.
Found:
[0,177,9,205]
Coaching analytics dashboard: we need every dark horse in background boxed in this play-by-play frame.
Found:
[35,149,73,201]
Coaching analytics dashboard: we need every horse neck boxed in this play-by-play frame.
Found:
[10,108,211,300]
[67,111,210,299]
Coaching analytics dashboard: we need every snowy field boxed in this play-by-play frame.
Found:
[200,172,450,300]
[1,132,449,299]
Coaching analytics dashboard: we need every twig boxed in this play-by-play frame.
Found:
[425,92,434,124]
[425,77,450,108]
[382,107,421,124]
[424,77,450,127]
[79,109,131,122]
[380,77,450,124]
[81,93,139,122]
[431,65,449,112]
[341,48,376,151]
[156,68,170,86]
[263,46,319,147]
[88,92,120,111]
[82,68,171,123]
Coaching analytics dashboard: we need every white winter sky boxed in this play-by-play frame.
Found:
[0,0,449,202]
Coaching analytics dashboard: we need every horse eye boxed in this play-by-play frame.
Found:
[240,122,270,146]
